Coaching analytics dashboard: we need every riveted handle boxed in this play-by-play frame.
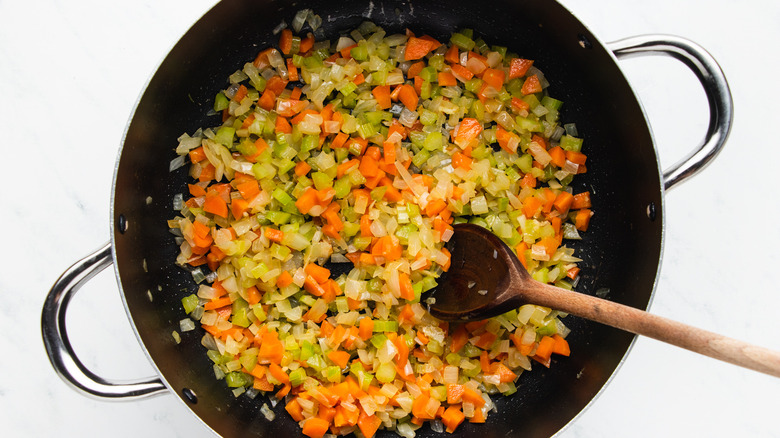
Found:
[41,243,167,400]
[608,34,733,191]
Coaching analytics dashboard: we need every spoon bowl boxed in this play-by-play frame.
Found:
[429,223,780,378]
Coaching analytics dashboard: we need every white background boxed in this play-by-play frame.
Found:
[2,0,779,437]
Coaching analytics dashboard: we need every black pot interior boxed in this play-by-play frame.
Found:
[112,0,664,436]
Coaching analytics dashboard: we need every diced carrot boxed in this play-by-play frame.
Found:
[398,84,419,110]
[327,350,351,369]
[437,71,457,86]
[230,198,250,220]
[295,187,319,215]
[253,374,274,392]
[266,75,289,95]
[357,411,383,438]
[358,317,374,341]
[245,286,262,305]
[269,362,290,384]
[204,296,232,311]
[491,362,517,383]
[407,61,425,78]
[279,28,293,55]
[360,214,373,237]
[285,398,305,422]
[294,160,312,177]
[575,208,592,231]
[452,117,482,147]
[398,272,415,300]
[572,191,592,209]
[509,58,534,79]
[258,88,276,111]
[553,191,574,213]
[521,74,543,95]
[441,405,466,433]
[444,44,460,64]
[451,151,472,170]
[305,263,331,284]
[232,84,248,102]
[258,331,284,364]
[474,332,497,350]
[301,417,330,438]
[404,37,434,61]
[566,150,587,165]
[566,266,580,280]
[304,275,326,297]
[275,116,292,133]
[264,227,284,243]
[511,96,531,113]
[450,63,474,81]
[300,33,314,53]
[276,270,293,288]
[424,198,447,217]
[535,335,556,362]
[522,195,542,218]
[252,47,275,69]
[449,325,469,353]
[188,146,206,163]
[461,387,485,407]
[552,334,571,356]
[446,384,465,404]
[287,58,299,82]
[371,85,391,109]
[359,154,380,178]
[548,146,566,168]
[203,194,228,218]
[481,68,506,90]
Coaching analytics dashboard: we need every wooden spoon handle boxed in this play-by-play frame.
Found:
[529,282,780,378]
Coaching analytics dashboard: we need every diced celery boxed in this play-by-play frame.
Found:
[541,96,563,111]
[429,54,445,71]
[559,134,583,152]
[375,362,396,383]
[325,365,342,383]
[266,210,291,225]
[373,320,398,333]
[311,171,333,190]
[350,44,369,61]
[370,333,388,348]
[450,32,475,51]
[423,131,443,151]
[231,299,250,328]
[225,372,250,388]
[272,188,294,206]
[215,126,235,147]
[288,368,306,386]
[412,149,430,168]
[213,92,229,112]
[181,294,199,314]
[429,385,447,402]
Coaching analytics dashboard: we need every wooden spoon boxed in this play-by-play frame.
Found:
[428,223,780,378]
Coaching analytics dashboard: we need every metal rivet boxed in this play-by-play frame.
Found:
[578,34,592,49]
[117,214,128,234]
[182,387,198,404]
[646,202,657,221]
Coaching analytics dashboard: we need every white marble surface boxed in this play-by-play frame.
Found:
[3,0,779,436]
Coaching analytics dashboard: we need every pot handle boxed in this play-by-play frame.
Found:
[608,35,733,191]
[41,243,168,400]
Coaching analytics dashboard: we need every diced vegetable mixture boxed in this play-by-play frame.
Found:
[169,14,592,438]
